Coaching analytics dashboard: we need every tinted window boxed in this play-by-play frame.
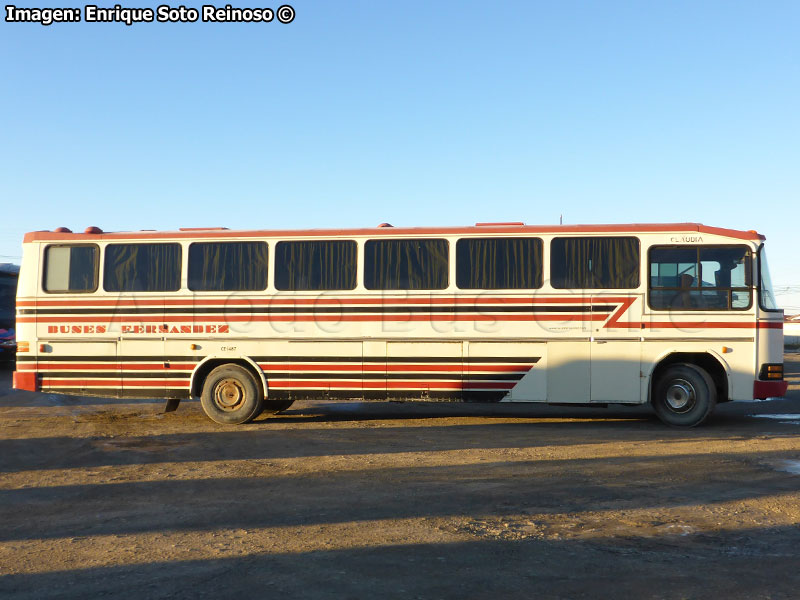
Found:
[43,245,98,293]
[104,243,181,292]
[457,237,543,289]
[364,239,448,290]
[649,245,752,310]
[551,237,640,289]
[189,242,268,291]
[275,240,356,291]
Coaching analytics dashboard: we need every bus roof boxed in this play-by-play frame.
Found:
[23,222,766,243]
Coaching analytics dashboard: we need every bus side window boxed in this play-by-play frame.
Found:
[456,237,543,289]
[104,243,182,292]
[189,241,268,292]
[43,244,99,293]
[550,237,640,289]
[364,239,449,290]
[649,245,752,311]
[275,240,357,291]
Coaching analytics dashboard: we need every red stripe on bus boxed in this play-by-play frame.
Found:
[20,314,609,323]
[19,316,767,328]
[27,363,530,374]
[41,379,189,387]
[29,363,197,371]
[20,318,777,329]
[17,296,624,308]
[607,321,780,330]
[256,363,531,373]
[601,297,637,328]
[267,380,516,390]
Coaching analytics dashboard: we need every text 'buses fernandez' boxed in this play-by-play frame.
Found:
[13,222,788,427]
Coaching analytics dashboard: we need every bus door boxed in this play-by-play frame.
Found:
[544,292,592,403]
[116,292,169,400]
[590,295,642,403]
[105,242,181,400]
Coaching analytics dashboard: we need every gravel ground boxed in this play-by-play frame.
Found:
[0,353,799,599]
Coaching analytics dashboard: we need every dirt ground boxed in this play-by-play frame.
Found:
[1,355,799,599]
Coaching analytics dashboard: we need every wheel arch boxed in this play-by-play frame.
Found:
[648,351,730,404]
[190,356,268,400]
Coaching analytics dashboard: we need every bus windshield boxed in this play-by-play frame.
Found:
[758,246,778,310]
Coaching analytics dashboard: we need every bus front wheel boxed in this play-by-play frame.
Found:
[201,364,264,425]
[652,363,717,427]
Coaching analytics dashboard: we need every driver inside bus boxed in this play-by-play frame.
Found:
[674,273,696,309]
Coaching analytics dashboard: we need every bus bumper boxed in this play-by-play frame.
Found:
[13,371,39,392]
[753,380,788,400]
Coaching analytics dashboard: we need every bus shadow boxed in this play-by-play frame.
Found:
[1,446,799,542]
[0,412,781,475]
[259,399,655,424]
[1,524,799,599]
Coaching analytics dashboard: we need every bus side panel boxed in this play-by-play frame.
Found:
[728,338,758,401]
[260,340,364,401]
[386,341,462,401]
[756,323,784,369]
[38,340,121,398]
[120,338,171,399]
[163,336,198,400]
[590,339,642,403]
[546,341,590,402]
[468,342,546,402]
[362,340,387,401]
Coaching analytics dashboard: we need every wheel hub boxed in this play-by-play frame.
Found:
[214,378,246,411]
[665,379,695,412]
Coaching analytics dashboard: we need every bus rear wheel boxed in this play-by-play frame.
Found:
[652,363,716,427]
[201,364,264,425]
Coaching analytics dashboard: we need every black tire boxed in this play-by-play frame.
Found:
[259,399,294,416]
[652,363,717,427]
[200,364,264,425]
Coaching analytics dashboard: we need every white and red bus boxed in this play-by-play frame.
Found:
[13,222,788,426]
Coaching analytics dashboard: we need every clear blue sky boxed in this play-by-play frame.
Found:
[1,1,798,309]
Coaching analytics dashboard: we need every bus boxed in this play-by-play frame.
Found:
[12,222,788,427]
